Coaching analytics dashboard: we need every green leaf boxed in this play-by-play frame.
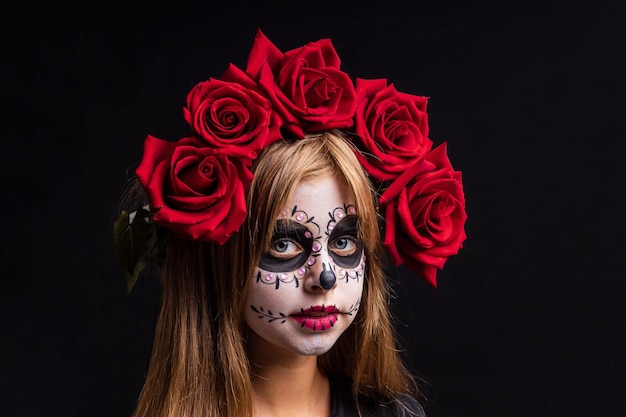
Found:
[112,207,170,293]
[113,209,151,293]
[125,258,146,293]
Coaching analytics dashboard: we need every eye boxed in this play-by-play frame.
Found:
[330,237,357,257]
[269,239,303,258]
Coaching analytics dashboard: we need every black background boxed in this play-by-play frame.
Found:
[2,1,625,416]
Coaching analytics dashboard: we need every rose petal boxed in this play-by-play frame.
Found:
[377,143,467,286]
[353,78,432,181]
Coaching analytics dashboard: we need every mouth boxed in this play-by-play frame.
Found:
[290,305,341,331]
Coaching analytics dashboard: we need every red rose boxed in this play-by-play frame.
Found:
[379,143,467,286]
[135,135,253,244]
[353,78,433,182]
[183,64,282,160]
[246,29,357,137]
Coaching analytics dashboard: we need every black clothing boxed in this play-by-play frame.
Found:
[330,378,426,417]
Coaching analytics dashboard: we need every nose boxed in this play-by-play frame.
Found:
[304,251,337,292]
[319,263,336,290]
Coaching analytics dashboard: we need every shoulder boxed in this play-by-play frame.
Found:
[330,378,426,417]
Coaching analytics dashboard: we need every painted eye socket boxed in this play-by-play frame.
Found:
[269,239,303,259]
[330,236,358,257]
[259,220,314,272]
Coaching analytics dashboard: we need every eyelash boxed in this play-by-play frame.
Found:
[330,236,358,255]
[269,239,303,258]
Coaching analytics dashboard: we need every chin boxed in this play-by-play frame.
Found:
[294,333,339,356]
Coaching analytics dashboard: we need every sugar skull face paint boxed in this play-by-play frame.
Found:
[245,174,366,356]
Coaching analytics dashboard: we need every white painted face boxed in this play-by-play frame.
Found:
[245,174,366,357]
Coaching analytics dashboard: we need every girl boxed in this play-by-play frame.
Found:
[114,30,466,417]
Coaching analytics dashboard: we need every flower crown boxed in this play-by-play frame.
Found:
[113,29,467,292]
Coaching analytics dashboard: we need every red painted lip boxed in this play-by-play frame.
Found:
[291,305,340,331]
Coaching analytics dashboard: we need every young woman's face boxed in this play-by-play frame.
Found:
[245,174,365,357]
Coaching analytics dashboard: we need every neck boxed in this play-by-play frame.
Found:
[246,330,331,417]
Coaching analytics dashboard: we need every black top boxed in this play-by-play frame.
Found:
[330,378,426,417]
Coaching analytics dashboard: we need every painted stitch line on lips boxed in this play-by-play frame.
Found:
[291,305,340,331]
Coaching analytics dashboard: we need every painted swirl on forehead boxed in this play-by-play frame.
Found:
[325,204,357,235]
[289,205,320,234]
[328,215,363,269]
[258,219,313,272]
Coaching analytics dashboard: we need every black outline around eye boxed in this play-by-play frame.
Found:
[328,215,363,269]
[259,220,314,272]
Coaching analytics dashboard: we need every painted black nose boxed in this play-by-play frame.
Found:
[319,263,336,290]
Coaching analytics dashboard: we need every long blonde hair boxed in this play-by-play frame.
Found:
[131,131,417,417]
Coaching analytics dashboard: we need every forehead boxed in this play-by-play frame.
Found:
[284,175,355,217]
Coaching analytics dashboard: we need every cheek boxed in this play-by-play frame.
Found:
[245,270,308,330]
[247,285,281,308]
[331,253,367,284]
[253,267,307,290]
[247,267,303,310]
[328,255,366,308]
